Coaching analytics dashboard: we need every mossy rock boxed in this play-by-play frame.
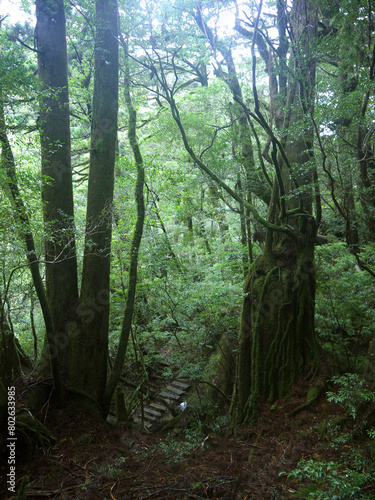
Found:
[203,333,235,404]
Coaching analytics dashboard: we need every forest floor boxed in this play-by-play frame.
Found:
[1,374,374,500]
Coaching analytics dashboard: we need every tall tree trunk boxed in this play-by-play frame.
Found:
[77,0,118,406]
[237,220,317,420]
[234,0,320,423]
[35,0,79,380]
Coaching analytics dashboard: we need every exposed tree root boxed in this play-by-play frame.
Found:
[288,378,325,416]
[16,410,56,461]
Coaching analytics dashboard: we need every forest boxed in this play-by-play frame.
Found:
[1,0,375,498]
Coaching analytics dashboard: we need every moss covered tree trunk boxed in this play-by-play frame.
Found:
[75,0,118,406]
[35,0,79,382]
[237,228,317,420]
[234,0,320,423]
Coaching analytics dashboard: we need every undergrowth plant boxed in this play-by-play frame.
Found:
[286,373,375,499]
[97,457,127,479]
[156,429,202,464]
[327,373,375,419]
[287,457,374,499]
[113,239,242,383]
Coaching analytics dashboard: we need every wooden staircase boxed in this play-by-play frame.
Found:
[132,379,190,431]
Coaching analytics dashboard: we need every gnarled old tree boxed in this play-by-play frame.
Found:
[129,0,321,423]
[198,0,321,422]
[233,0,321,422]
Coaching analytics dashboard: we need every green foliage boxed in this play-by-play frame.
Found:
[109,145,243,384]
[288,373,375,500]
[327,374,375,419]
[0,26,36,102]
[1,1,375,470]
[148,399,227,464]
[156,429,202,464]
[124,258,241,382]
[287,457,374,499]
[315,242,375,372]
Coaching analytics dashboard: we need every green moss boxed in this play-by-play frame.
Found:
[235,241,318,424]
[114,386,128,423]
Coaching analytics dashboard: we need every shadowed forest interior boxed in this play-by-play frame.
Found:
[1,0,375,498]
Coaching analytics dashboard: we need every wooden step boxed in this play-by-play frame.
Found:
[165,385,185,396]
[159,391,180,400]
[134,409,157,421]
[133,417,153,429]
[172,380,190,390]
[132,378,192,432]
[150,402,168,411]
[144,407,162,417]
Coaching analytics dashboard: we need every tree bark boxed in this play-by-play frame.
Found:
[77,0,118,406]
[233,0,320,422]
[237,227,317,420]
[35,0,79,380]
